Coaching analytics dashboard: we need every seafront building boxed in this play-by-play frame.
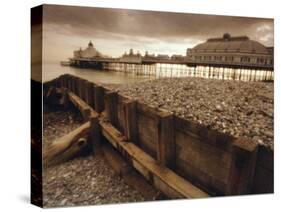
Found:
[186,33,273,70]
[73,41,102,58]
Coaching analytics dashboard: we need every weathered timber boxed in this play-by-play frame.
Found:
[174,116,234,152]
[74,76,79,95]
[99,119,209,199]
[84,81,94,107]
[94,85,105,113]
[77,78,84,99]
[80,79,88,101]
[174,115,235,195]
[104,91,118,127]
[227,137,258,195]
[123,100,138,143]
[68,91,91,120]
[49,74,273,196]
[157,113,175,169]
[102,143,165,200]
[44,87,69,110]
[137,101,169,120]
[43,121,90,168]
[89,83,96,108]
[44,86,56,102]
[252,145,273,193]
[136,103,160,159]
[89,114,102,154]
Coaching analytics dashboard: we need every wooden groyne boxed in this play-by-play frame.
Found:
[44,74,273,198]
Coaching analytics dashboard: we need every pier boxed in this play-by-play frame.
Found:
[68,34,274,82]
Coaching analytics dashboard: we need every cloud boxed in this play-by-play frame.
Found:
[42,4,274,62]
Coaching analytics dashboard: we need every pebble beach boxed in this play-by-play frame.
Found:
[43,108,147,207]
[110,77,274,149]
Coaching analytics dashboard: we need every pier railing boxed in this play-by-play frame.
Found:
[44,74,273,196]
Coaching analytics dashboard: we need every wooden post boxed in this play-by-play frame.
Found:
[81,79,88,101]
[63,75,68,88]
[89,83,95,109]
[94,85,105,113]
[60,75,65,88]
[75,77,80,95]
[77,78,82,98]
[84,81,91,105]
[227,137,258,195]
[104,91,118,127]
[58,75,63,88]
[64,74,69,89]
[62,75,67,89]
[71,76,75,93]
[71,76,76,93]
[85,82,94,107]
[89,114,102,154]
[157,112,175,169]
[67,75,72,90]
[123,100,138,143]
[67,75,72,91]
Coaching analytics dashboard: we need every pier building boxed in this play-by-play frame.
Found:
[186,33,273,69]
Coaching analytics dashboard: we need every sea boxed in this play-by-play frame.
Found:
[43,62,153,84]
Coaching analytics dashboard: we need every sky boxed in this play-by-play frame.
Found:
[42,4,274,63]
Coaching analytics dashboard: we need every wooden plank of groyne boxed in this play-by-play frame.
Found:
[123,99,138,144]
[100,120,209,199]
[157,113,175,169]
[67,90,101,154]
[86,82,95,109]
[74,76,79,95]
[89,83,96,109]
[136,102,176,168]
[81,79,88,101]
[104,91,118,127]
[227,137,258,195]
[173,116,236,194]
[137,111,158,159]
[89,114,101,154]
[116,94,128,133]
[252,145,273,193]
[68,91,91,121]
[94,85,105,113]
[84,81,91,105]
[102,144,164,200]
[77,78,83,98]
[175,129,233,195]
[174,116,234,152]
[66,74,71,90]
[137,102,169,120]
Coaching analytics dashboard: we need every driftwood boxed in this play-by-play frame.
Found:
[43,121,91,168]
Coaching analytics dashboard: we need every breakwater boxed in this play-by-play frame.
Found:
[44,74,273,197]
